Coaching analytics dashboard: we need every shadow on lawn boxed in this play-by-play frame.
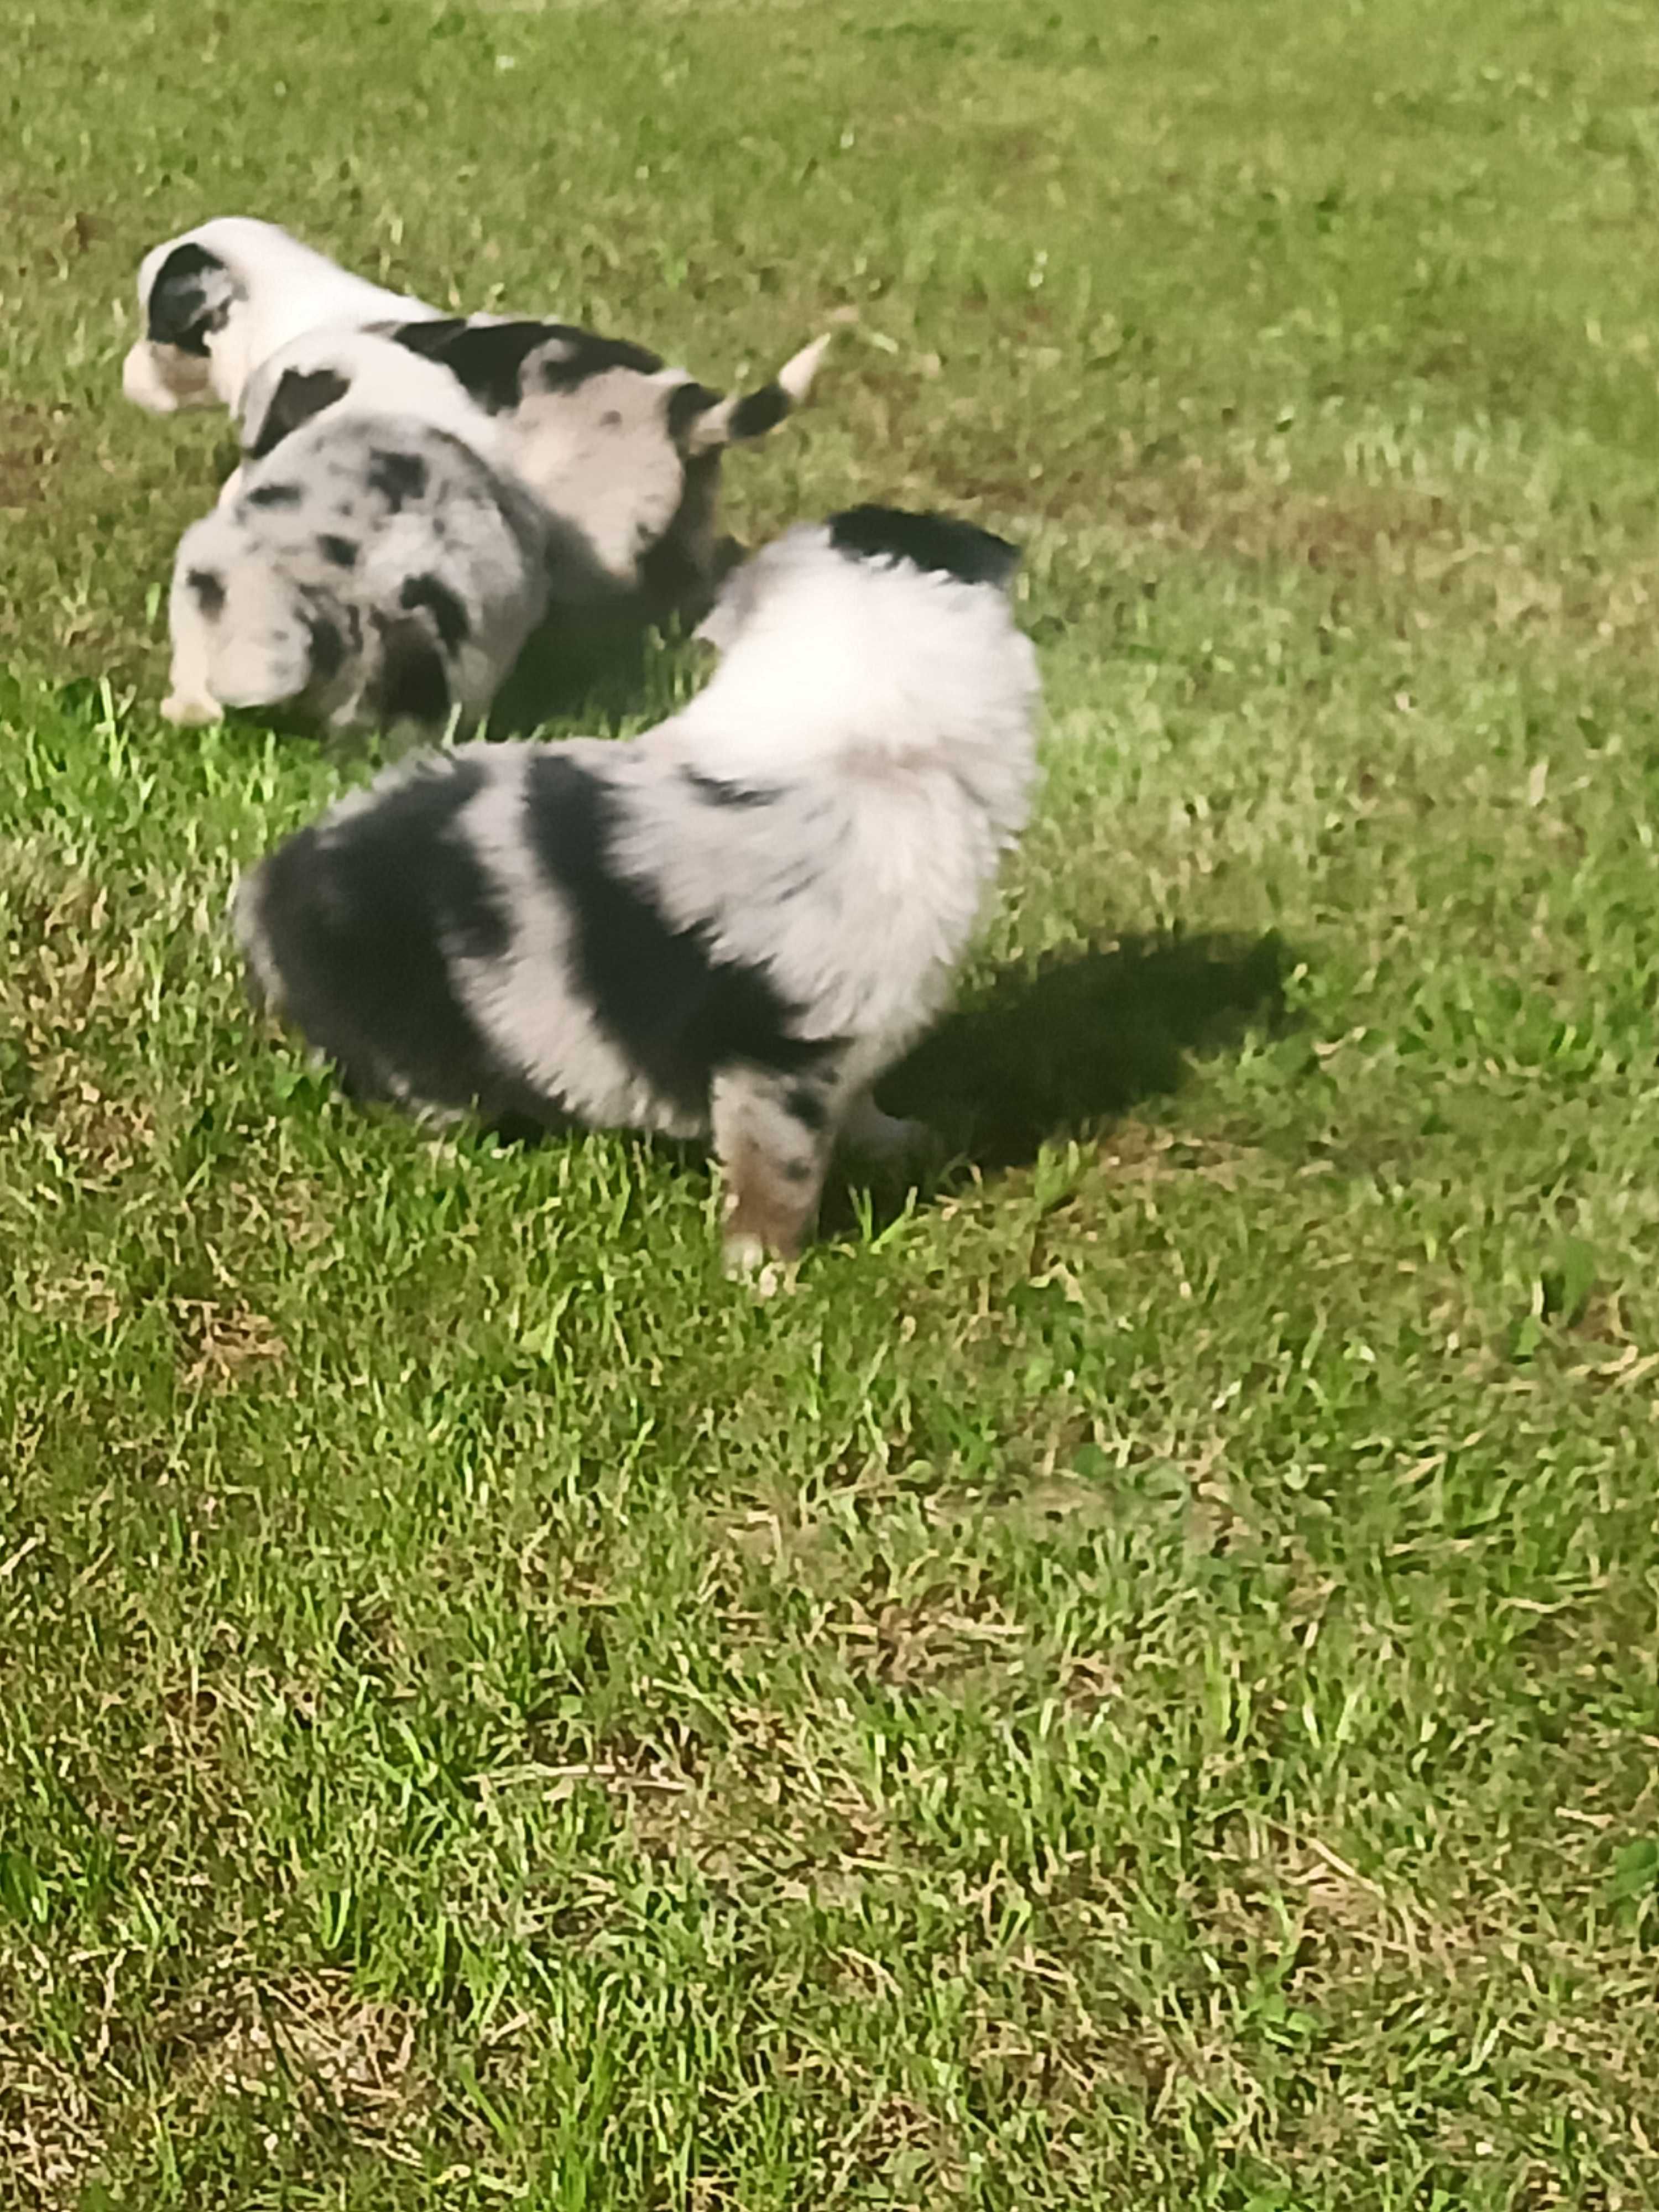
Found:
[875,928,1292,1175]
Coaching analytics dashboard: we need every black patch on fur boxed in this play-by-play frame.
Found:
[146,242,233,354]
[665,380,721,446]
[392,316,667,410]
[523,753,833,1118]
[829,505,1021,589]
[366,448,429,512]
[681,768,778,810]
[246,368,351,461]
[243,758,521,1114]
[394,319,549,411]
[246,480,303,508]
[386,317,469,353]
[186,568,226,618]
[302,607,346,684]
[317,534,358,569]
[399,572,469,653]
[530,325,664,395]
[725,382,790,442]
[372,615,451,726]
[785,1085,830,1133]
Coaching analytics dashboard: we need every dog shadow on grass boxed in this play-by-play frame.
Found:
[846,928,1292,1206]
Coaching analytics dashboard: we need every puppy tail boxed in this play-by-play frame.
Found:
[678,333,832,456]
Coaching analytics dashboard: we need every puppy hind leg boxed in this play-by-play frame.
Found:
[711,1064,838,1288]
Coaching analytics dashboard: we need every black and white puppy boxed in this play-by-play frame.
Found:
[123,217,442,416]
[234,507,1041,1276]
[237,313,830,615]
[162,340,592,733]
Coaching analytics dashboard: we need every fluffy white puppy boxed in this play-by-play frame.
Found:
[233,507,1041,1275]
[121,217,442,416]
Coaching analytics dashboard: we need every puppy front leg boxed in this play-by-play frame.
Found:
[161,586,224,727]
[711,1064,838,1288]
[841,1086,931,1163]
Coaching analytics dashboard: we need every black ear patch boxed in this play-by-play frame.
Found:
[372,613,452,726]
[828,505,1021,589]
[399,572,470,653]
[146,242,237,356]
[246,367,351,461]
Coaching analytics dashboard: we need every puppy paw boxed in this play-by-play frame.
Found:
[161,690,224,727]
[722,1232,790,1298]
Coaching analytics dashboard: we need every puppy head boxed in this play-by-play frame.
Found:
[687,504,1035,788]
[122,237,242,413]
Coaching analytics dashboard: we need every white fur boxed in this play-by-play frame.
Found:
[622,531,1034,1046]
[236,327,512,470]
[236,513,1039,1266]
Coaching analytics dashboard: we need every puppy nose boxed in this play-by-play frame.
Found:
[122,342,177,412]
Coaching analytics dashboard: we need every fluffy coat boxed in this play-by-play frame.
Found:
[161,380,577,732]
[234,507,1041,1272]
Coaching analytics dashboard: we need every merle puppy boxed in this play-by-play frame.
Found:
[234,507,1041,1277]
[238,312,830,617]
[161,349,588,732]
[122,217,442,417]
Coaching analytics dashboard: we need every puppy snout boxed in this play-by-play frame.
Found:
[122,341,181,413]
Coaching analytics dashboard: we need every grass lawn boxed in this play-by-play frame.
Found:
[4,0,1659,2202]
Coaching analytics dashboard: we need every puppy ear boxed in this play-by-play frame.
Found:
[145,242,238,356]
[672,333,832,456]
[243,366,351,461]
[827,506,1022,592]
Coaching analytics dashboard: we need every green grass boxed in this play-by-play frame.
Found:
[4,0,1659,2203]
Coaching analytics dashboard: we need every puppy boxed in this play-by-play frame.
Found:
[378,316,830,609]
[239,312,831,618]
[162,377,576,732]
[122,217,442,417]
[234,507,1041,1275]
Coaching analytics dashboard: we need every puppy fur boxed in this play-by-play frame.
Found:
[234,507,1041,1273]
[163,394,567,734]
[122,217,442,417]
[243,313,830,615]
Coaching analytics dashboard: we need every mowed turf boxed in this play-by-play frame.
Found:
[3,0,1659,2204]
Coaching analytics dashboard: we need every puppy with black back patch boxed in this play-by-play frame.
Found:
[262,311,831,618]
[234,506,1041,1281]
[162,338,602,734]
[123,217,442,418]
